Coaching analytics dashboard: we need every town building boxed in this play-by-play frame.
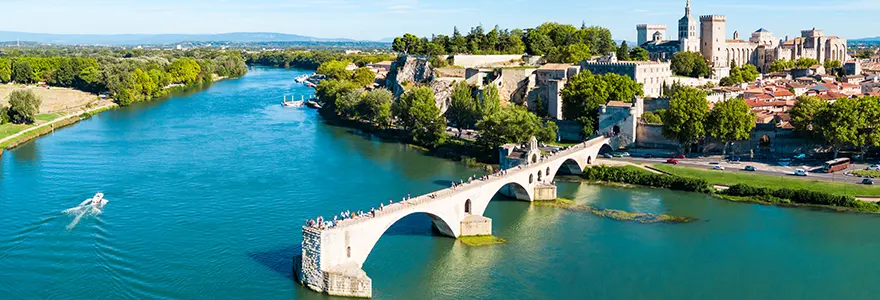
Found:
[636,1,849,73]
[580,58,672,98]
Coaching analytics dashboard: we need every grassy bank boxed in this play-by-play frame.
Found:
[651,164,880,197]
[0,105,117,149]
[532,198,694,223]
[459,235,507,246]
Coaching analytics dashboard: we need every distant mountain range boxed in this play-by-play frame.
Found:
[852,36,880,42]
[0,31,386,46]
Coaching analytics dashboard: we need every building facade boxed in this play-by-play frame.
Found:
[580,60,672,98]
[637,1,849,73]
[637,24,667,47]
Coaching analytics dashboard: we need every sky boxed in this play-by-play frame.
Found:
[0,0,878,41]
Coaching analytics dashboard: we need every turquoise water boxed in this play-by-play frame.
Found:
[3,67,880,299]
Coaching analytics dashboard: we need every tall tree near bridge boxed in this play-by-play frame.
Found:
[662,86,709,153]
[445,82,479,137]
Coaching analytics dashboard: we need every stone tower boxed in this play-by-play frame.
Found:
[678,0,699,52]
[637,24,667,46]
[700,15,727,68]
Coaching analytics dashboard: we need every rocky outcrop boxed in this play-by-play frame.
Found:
[387,55,462,114]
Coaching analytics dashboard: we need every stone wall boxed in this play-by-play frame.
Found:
[460,215,492,236]
[300,227,324,292]
[323,264,372,298]
[498,68,537,105]
[452,55,524,68]
[636,123,679,149]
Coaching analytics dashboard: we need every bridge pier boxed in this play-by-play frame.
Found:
[460,215,492,236]
[533,183,557,201]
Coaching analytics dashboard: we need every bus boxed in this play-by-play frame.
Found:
[823,158,851,173]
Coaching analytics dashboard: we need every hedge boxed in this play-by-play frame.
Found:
[581,166,711,193]
[725,183,880,212]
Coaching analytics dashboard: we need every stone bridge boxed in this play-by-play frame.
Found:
[297,136,612,298]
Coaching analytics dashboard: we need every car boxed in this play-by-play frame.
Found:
[794,169,808,176]
[666,158,679,165]
[744,165,757,172]
[620,152,631,157]
[611,152,625,158]
[728,156,741,162]
[863,178,875,185]
[713,165,725,171]
[643,154,654,158]
[868,165,880,171]
[603,153,613,158]
[674,154,686,159]
[793,153,807,159]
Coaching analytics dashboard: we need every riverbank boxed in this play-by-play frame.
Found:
[0,103,117,149]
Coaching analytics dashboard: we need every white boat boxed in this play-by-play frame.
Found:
[282,100,304,107]
[73,193,107,210]
[295,74,310,83]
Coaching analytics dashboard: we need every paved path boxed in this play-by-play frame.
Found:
[0,103,117,146]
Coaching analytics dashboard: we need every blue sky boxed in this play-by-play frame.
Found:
[1,0,878,41]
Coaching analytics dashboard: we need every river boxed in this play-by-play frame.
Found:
[2,67,880,300]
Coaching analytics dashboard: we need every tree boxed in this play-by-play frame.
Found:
[393,86,430,131]
[794,57,819,69]
[823,59,841,70]
[671,51,711,78]
[789,96,827,142]
[316,79,359,116]
[479,84,502,118]
[815,97,861,157]
[404,87,446,148]
[854,96,880,157]
[546,43,591,64]
[449,27,469,54]
[706,98,755,155]
[358,89,393,127]
[641,111,662,124]
[769,59,794,72]
[351,67,376,87]
[6,89,42,124]
[662,86,709,152]
[561,70,609,133]
[616,41,631,61]
[336,89,363,119]
[476,105,556,150]
[167,58,201,84]
[720,63,759,86]
[0,58,10,83]
[629,47,649,61]
[11,60,36,83]
[392,33,423,54]
[317,60,353,80]
[603,73,644,102]
[445,81,479,136]
[0,105,9,124]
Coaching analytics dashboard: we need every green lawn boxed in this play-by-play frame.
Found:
[0,123,30,139]
[652,164,880,197]
[854,170,880,178]
[35,113,61,122]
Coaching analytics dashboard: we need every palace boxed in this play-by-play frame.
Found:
[637,0,848,73]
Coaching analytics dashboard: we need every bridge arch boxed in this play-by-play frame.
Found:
[355,210,459,267]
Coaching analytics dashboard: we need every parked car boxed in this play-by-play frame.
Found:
[744,165,757,171]
[728,156,741,162]
[666,158,679,165]
[611,152,624,158]
[793,153,807,159]
[863,178,875,185]
[868,165,880,171]
[794,169,808,176]
[603,153,613,159]
[674,154,686,159]
[620,152,631,157]
[713,165,726,171]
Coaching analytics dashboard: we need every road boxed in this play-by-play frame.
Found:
[614,156,875,185]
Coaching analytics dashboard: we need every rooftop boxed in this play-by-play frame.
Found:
[538,63,575,71]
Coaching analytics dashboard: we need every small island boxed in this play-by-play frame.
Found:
[534,198,694,224]
[459,235,508,247]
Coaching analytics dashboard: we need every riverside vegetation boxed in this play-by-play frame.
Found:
[580,165,880,213]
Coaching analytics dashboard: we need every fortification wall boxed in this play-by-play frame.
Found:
[453,55,524,68]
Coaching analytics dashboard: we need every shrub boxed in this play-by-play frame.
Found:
[725,183,877,211]
[581,166,711,193]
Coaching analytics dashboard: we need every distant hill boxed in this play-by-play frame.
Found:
[852,36,880,42]
[0,31,362,46]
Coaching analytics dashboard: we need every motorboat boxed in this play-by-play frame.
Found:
[295,74,310,83]
[305,101,322,109]
[75,193,108,209]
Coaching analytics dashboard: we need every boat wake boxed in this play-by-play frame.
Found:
[62,193,108,230]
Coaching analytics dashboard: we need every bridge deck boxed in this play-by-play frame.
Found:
[304,137,609,232]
